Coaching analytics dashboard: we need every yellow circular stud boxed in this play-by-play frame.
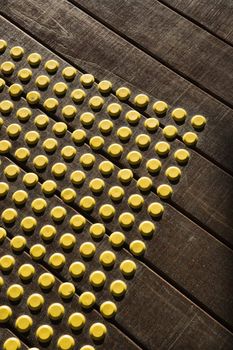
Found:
[120,260,136,277]
[1,208,18,224]
[98,119,113,134]
[182,132,198,146]
[157,184,173,199]
[23,172,38,187]
[155,141,170,156]
[119,212,135,228]
[80,74,94,87]
[0,305,12,323]
[0,182,9,198]
[0,276,4,287]
[89,270,106,288]
[52,122,67,136]
[0,140,11,154]
[61,188,76,203]
[144,117,159,132]
[135,134,151,149]
[41,180,57,195]
[99,250,116,267]
[89,96,104,110]
[98,160,114,175]
[51,163,67,178]
[108,143,123,158]
[174,149,190,164]
[4,164,20,179]
[62,66,77,81]
[8,83,23,98]
[68,312,86,330]
[15,147,30,162]
[31,198,47,213]
[49,253,66,269]
[69,214,86,230]
[79,242,96,258]
[139,220,155,237]
[27,293,44,311]
[0,39,7,53]
[61,145,76,160]
[3,338,21,350]
[116,86,131,100]
[36,325,53,343]
[108,186,124,201]
[89,178,105,193]
[27,52,42,66]
[89,323,107,341]
[33,154,48,170]
[18,264,35,280]
[128,194,144,209]
[70,170,86,185]
[0,227,7,242]
[0,77,5,90]
[79,291,96,309]
[163,125,178,140]
[50,206,67,222]
[99,204,115,220]
[43,98,58,112]
[34,114,49,129]
[59,233,76,249]
[47,303,65,320]
[165,166,181,181]
[80,112,95,126]
[80,153,95,168]
[62,105,77,120]
[57,335,75,350]
[35,75,50,89]
[30,244,46,260]
[18,68,32,82]
[134,94,149,107]
[129,240,146,256]
[7,123,22,138]
[0,255,15,271]
[38,272,55,290]
[10,236,26,252]
[80,346,95,350]
[72,129,86,144]
[89,223,105,239]
[107,103,122,117]
[100,301,117,318]
[21,216,37,232]
[117,168,133,183]
[71,89,86,103]
[146,158,162,174]
[117,126,132,141]
[191,115,206,129]
[153,100,168,115]
[137,176,152,192]
[109,231,125,248]
[16,107,31,122]
[125,110,141,125]
[0,100,14,114]
[98,80,112,93]
[1,61,15,75]
[39,225,56,241]
[7,284,24,301]
[171,108,187,122]
[45,59,59,73]
[127,150,142,166]
[110,280,127,297]
[15,315,33,333]
[26,91,40,105]
[148,202,164,218]
[53,82,68,96]
[89,136,104,150]
[79,196,96,211]
[10,46,24,59]
[69,261,86,278]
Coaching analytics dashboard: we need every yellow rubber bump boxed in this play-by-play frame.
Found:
[0,140,11,154]
[130,240,146,256]
[61,145,77,160]
[127,150,142,166]
[0,77,5,90]
[36,325,53,343]
[0,227,7,242]
[10,236,26,252]
[41,180,57,195]
[163,125,178,140]
[171,108,187,123]
[27,52,42,66]
[31,198,47,214]
[47,303,65,320]
[1,61,15,75]
[108,186,125,201]
[99,250,116,267]
[53,82,68,96]
[89,323,107,341]
[89,96,104,110]
[57,335,75,350]
[0,100,14,114]
[89,178,105,194]
[128,194,144,209]
[153,100,168,115]
[98,119,113,134]
[45,59,59,73]
[144,117,159,132]
[59,233,76,249]
[71,89,86,103]
[125,110,141,125]
[108,143,123,158]
[68,312,86,331]
[165,166,181,181]
[0,305,12,323]
[117,126,132,141]
[98,160,114,176]
[18,68,32,82]
[191,115,207,130]
[116,87,131,101]
[30,244,46,260]
[89,136,104,151]
[146,158,161,174]
[109,231,125,248]
[139,221,155,237]
[18,264,35,281]
[49,253,66,269]
[62,105,77,120]
[80,346,95,350]
[43,98,58,112]
[79,196,96,211]
[72,129,86,144]
[1,208,18,224]
[0,276,4,287]
[99,204,115,220]
[120,260,136,277]
[51,163,67,178]
[0,255,15,271]
[137,176,152,192]
[80,153,95,168]
[134,94,149,108]
[155,141,170,156]
[38,272,55,290]
[110,280,127,297]
[119,212,135,228]
[7,284,24,301]
[4,164,20,179]
[23,172,38,187]
[79,291,96,309]
[16,107,32,122]
[89,223,105,240]
[117,168,133,184]
[26,91,41,105]
[148,202,164,218]
[98,80,112,93]
[15,315,33,333]
[70,170,86,185]
[35,75,50,89]
[135,134,151,149]
[174,149,190,164]
[0,39,7,53]
[69,261,86,278]
[100,301,117,319]
[8,83,23,98]
[0,182,9,198]
[62,66,77,81]
[70,214,86,230]
[89,270,106,288]
[39,225,56,241]
[10,46,24,60]
[61,188,76,203]
[80,111,95,126]
[79,242,96,258]
[34,114,49,129]
[15,147,30,162]
[182,131,198,146]
[27,293,44,311]
[53,122,67,136]
[21,216,37,232]
[80,73,94,87]
[107,103,122,117]
[7,123,22,138]
[3,338,21,350]
[157,184,173,199]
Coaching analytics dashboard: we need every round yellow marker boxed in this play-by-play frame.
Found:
[34,114,49,129]
[39,225,56,241]
[80,153,95,168]
[109,231,125,248]
[21,216,37,232]
[62,105,77,120]
[80,346,95,350]
[0,100,14,114]
[110,280,127,297]
[0,255,15,271]
[70,170,86,185]
[89,178,105,193]
[57,335,75,350]
[79,242,96,258]
[23,172,38,187]
[80,74,94,87]
[100,301,117,318]
[53,122,67,136]
[61,188,76,203]
[182,132,198,146]
[98,80,112,93]
[79,291,96,309]
[26,91,41,105]
[89,96,104,110]
[68,312,86,330]
[125,110,141,124]
[89,323,107,341]
[139,221,155,237]
[80,112,95,126]
[69,214,86,230]
[148,202,164,218]
[153,100,168,115]
[89,223,105,239]
[69,261,86,278]
[62,66,77,80]
[49,253,66,269]
[0,140,11,154]
[35,75,50,89]
[0,305,12,323]
[174,149,190,164]
[51,163,67,178]
[107,103,122,117]
[130,240,146,256]
[31,198,47,213]
[128,194,144,209]
[10,46,24,60]
[0,39,7,53]
[117,168,133,183]
[45,59,59,73]
[146,158,162,174]
[108,186,124,201]
[99,204,115,220]
[89,270,106,288]
[3,338,21,350]
[165,166,181,181]
[120,260,136,277]
[99,250,116,267]
[47,303,65,320]
[10,236,26,252]
[72,129,86,144]
[127,150,142,166]
[0,183,9,198]
[33,155,48,170]
[134,94,149,108]
[116,86,131,100]
[1,208,18,224]
[43,98,58,112]
[157,184,173,199]
[27,52,42,66]
[4,164,20,179]
[7,123,22,138]
[117,126,132,141]
[16,107,31,122]
[98,160,114,175]
[71,89,86,103]
[135,134,151,149]
[61,145,76,160]
[79,196,96,211]
[8,83,23,98]
[0,227,7,242]
[15,147,30,162]
[89,136,105,150]
[163,125,178,140]
[41,180,57,195]
[137,177,152,191]
[7,284,24,301]
[118,212,135,228]
[27,293,44,311]
[108,143,123,157]
[18,68,32,82]
[36,325,53,343]
[18,264,35,281]
[171,108,187,122]
[53,82,68,96]
[155,141,170,156]
[30,244,46,260]
[191,115,206,129]
[15,315,33,333]
[0,77,5,90]
[1,61,15,75]
[38,273,55,290]
[98,119,113,134]
[59,233,76,250]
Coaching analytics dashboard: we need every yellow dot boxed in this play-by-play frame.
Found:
[26,91,40,105]
[7,284,24,301]
[80,346,95,350]
[10,46,24,59]
[79,242,96,258]
[21,216,37,232]
[70,170,86,185]
[108,143,123,158]
[79,196,96,211]
[165,166,181,181]
[79,291,96,309]
[89,136,104,150]
[130,240,146,256]
[120,260,136,277]
[34,114,49,129]
[69,261,86,278]
[119,212,135,228]
[10,236,26,252]
[117,126,132,141]
[15,315,33,333]
[89,96,104,110]
[107,103,122,117]
[33,155,49,171]
[1,61,15,75]
[109,231,125,248]
[89,178,105,193]
[15,147,30,162]
[71,89,86,103]
[0,255,15,271]
[116,86,131,100]
[127,150,142,165]
[163,125,178,140]
[98,119,113,134]
[18,68,32,82]
[144,117,159,132]
[108,186,125,201]
[39,225,56,241]
[8,83,23,97]
[4,164,20,179]
[18,264,35,280]
[53,122,67,136]
[45,59,59,73]
[35,75,50,90]
[0,100,14,114]
[61,188,76,203]
[7,123,21,138]
[134,94,149,107]
[62,105,77,120]
[153,100,168,114]
[80,111,95,126]
[146,158,161,174]
[0,227,7,242]
[171,108,187,122]
[125,110,141,125]
[139,221,155,237]
[59,233,76,249]
[30,244,46,260]
[174,149,190,164]
[57,335,75,350]
[27,52,42,66]
[135,134,151,149]
[62,66,77,81]
[0,140,11,154]
[80,74,94,87]
[51,162,67,178]
[99,250,116,267]
[182,132,198,146]
[89,223,105,239]
[43,98,58,112]
[157,184,173,199]
[148,202,164,218]
[27,293,44,311]
[0,77,5,90]
[0,182,9,198]
[23,172,38,187]
[51,206,67,221]
[137,177,152,192]
[41,180,57,195]
[155,141,170,156]
[128,194,144,209]
[100,301,117,318]
[80,153,95,168]
[98,80,112,93]
[1,208,18,224]
[31,198,47,213]
[0,39,7,53]
[98,160,114,175]
[16,107,31,122]
[61,145,76,160]
[0,305,12,323]
[89,322,107,341]
[70,214,86,230]
[72,129,86,144]
[89,270,106,288]
[117,168,133,183]
[3,338,21,350]
[38,273,55,290]
[53,82,68,96]
[68,312,86,330]
[110,280,127,297]
[99,204,115,220]
[47,303,65,320]
[191,115,207,129]
[49,253,66,270]
[36,325,53,343]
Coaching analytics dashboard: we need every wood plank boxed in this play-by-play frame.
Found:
[0,329,29,350]
[1,157,233,349]
[162,0,233,45]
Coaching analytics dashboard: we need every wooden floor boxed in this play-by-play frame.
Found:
[0,0,232,349]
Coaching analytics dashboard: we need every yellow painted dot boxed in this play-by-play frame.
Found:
[38,273,55,290]
[15,315,33,333]
[1,61,15,75]
[153,100,168,115]
[16,107,31,122]
[117,168,133,184]
[51,162,67,178]
[0,255,15,271]
[80,346,95,350]
[0,227,7,242]
[62,66,77,81]
[23,172,38,187]
[36,325,53,343]
[89,136,104,150]
[80,111,95,126]
[119,212,135,228]
[53,82,68,96]
[27,293,44,311]
[0,140,11,154]
[182,132,198,146]
[39,225,56,241]
[0,77,5,90]
[98,119,113,134]
[71,89,86,103]
[27,52,42,66]
[125,110,141,125]
[41,180,57,195]
[165,166,181,181]
[146,158,162,174]
[43,98,58,112]
[1,208,18,224]
[18,264,35,280]
[108,186,124,201]
[61,145,76,160]
[100,301,117,319]
[144,117,159,132]
[4,164,20,179]
[7,284,24,301]
[89,322,107,341]
[191,115,207,129]
[109,231,125,248]
[127,150,142,166]
[139,221,155,237]
[0,182,9,198]
[80,153,95,168]
[130,240,146,256]
[89,178,105,193]
[128,194,144,209]
[57,335,75,350]
[98,160,114,175]
[3,338,21,350]
[15,147,30,162]
[79,196,96,211]
[0,276,4,287]
[0,100,14,114]
[31,198,47,213]
[116,86,131,100]
[89,223,105,239]
[62,105,77,120]
[70,214,86,230]
[89,270,106,288]
[10,46,24,59]
[0,305,12,323]
[69,261,86,278]
[99,204,115,220]
[47,303,65,320]
[72,129,86,144]
[52,122,67,136]
[26,91,41,105]
[34,114,49,129]
[8,83,23,97]
[110,280,127,297]
[135,133,151,149]
[7,123,21,138]
[61,188,76,203]
[117,126,132,141]
[163,125,178,139]
[21,216,37,232]
[59,233,76,249]
[10,236,26,252]
[30,244,46,260]
[155,141,170,156]
[79,291,96,309]
[148,202,164,218]
[157,184,173,199]
[120,260,136,277]
[98,80,112,93]
[134,94,149,107]
[50,206,67,221]
[45,59,59,73]
[137,177,152,191]
[49,253,66,269]
[35,75,50,89]
[0,39,7,53]
[108,143,123,157]
[171,108,187,122]
[80,74,94,87]
[99,250,116,267]
[89,96,104,110]
[107,103,122,117]
[174,149,190,164]
[18,68,32,82]
[70,170,86,185]
[79,242,96,258]
[68,312,86,330]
